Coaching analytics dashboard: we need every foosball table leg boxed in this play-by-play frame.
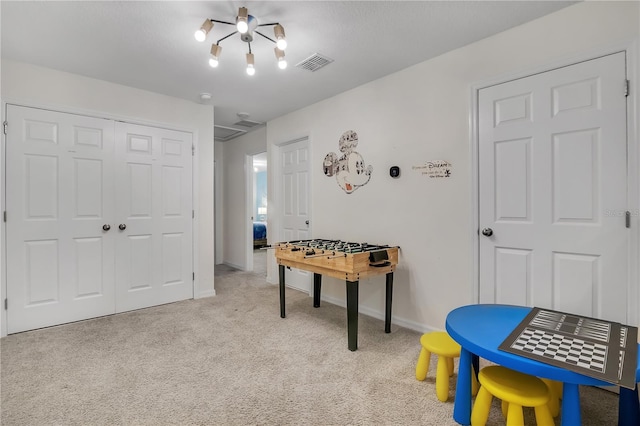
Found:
[385,272,394,333]
[346,280,359,351]
[313,273,322,308]
[279,265,286,318]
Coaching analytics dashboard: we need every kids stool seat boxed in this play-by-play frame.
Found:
[415,331,462,402]
[471,366,554,426]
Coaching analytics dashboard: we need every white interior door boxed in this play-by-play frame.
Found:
[114,122,193,312]
[6,105,116,333]
[279,138,311,292]
[478,52,628,323]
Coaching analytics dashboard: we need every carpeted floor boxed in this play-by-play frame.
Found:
[214,249,266,277]
[1,264,620,425]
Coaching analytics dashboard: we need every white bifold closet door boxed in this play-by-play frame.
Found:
[5,105,193,334]
[114,122,193,312]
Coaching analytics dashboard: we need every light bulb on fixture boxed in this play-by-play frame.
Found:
[195,19,213,42]
[246,53,255,76]
[209,44,222,68]
[236,7,249,34]
[237,21,248,34]
[274,47,287,69]
[274,24,287,50]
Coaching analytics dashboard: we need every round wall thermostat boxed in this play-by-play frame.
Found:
[390,166,400,178]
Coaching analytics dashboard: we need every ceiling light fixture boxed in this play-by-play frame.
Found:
[246,53,256,76]
[209,44,222,68]
[194,6,288,74]
[273,24,287,51]
[194,19,214,42]
[236,7,249,33]
[274,48,287,70]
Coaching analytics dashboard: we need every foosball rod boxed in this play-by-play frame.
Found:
[304,252,335,258]
[326,253,348,259]
[259,242,297,250]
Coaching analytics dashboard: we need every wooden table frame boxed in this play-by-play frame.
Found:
[276,243,398,351]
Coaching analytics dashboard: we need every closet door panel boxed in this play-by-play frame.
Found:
[6,105,115,333]
[114,122,193,312]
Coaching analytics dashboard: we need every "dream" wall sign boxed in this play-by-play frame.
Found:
[412,160,452,178]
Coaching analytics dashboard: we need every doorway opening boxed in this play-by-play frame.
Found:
[250,152,267,276]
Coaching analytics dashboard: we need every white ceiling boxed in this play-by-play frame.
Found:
[1,1,576,141]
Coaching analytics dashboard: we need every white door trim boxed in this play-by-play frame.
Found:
[245,151,268,273]
[245,153,254,272]
[0,100,200,337]
[469,42,639,325]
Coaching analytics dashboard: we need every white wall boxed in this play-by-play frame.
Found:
[0,60,216,334]
[266,1,640,331]
[214,140,225,265]
[220,127,267,270]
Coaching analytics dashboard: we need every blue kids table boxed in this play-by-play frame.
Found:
[446,304,639,426]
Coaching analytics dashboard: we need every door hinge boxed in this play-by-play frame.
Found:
[625,80,630,97]
[192,210,195,219]
[3,211,6,223]
[192,272,195,281]
[626,211,631,228]
[4,299,7,310]
[2,121,7,135]
[192,144,195,156]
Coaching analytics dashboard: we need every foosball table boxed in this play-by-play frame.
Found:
[274,239,399,351]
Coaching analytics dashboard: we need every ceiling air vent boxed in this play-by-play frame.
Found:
[214,125,247,142]
[233,119,263,128]
[295,53,334,72]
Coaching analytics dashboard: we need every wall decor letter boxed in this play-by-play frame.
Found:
[323,130,373,193]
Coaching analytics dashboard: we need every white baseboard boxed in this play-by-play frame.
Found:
[222,261,245,271]
[196,289,216,298]
[319,294,439,334]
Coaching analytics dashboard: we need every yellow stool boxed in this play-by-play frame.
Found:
[415,331,476,402]
[471,366,554,426]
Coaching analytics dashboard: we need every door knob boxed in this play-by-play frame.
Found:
[305,220,309,225]
[102,224,111,231]
[118,224,127,231]
[481,228,493,237]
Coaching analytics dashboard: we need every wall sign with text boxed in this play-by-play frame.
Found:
[412,160,452,178]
